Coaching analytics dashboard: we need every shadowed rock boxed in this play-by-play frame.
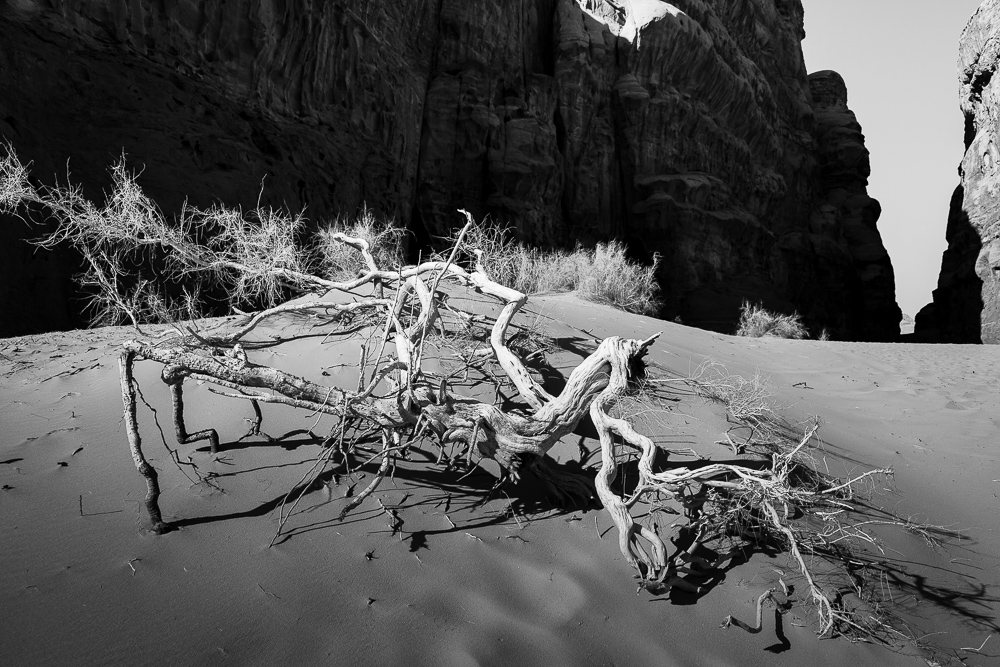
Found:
[0,0,900,339]
[806,70,901,341]
[917,0,1000,344]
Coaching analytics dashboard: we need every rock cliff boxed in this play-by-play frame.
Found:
[807,71,901,340]
[916,0,1000,344]
[0,0,900,339]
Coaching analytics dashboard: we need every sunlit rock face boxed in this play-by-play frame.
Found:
[0,0,899,339]
[917,0,1000,344]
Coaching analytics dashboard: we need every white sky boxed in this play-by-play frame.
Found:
[799,0,985,317]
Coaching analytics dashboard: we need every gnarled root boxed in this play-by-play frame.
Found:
[164,374,220,453]
[723,588,776,633]
[588,359,872,637]
[584,338,861,637]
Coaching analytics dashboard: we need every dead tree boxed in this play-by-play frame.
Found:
[2,146,909,641]
[110,214,895,636]
[114,216,662,533]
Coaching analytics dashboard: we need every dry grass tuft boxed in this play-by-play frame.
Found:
[577,242,661,315]
[315,206,406,282]
[693,360,778,432]
[736,301,808,339]
[443,221,661,315]
[0,141,32,213]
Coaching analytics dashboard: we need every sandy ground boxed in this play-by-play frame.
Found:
[1,292,997,667]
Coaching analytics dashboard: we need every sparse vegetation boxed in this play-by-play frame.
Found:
[443,221,662,315]
[578,242,661,315]
[735,301,808,339]
[1,143,659,324]
[0,145,31,210]
[692,360,778,434]
[1,146,320,326]
[316,205,406,282]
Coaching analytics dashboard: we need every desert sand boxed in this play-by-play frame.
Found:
[1,292,997,667]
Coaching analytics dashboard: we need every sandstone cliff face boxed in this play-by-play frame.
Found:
[0,0,900,339]
[807,71,901,340]
[917,0,1000,344]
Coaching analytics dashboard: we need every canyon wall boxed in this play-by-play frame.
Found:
[807,70,900,341]
[0,0,900,339]
[916,0,1000,344]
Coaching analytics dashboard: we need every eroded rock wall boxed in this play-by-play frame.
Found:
[917,0,1000,343]
[807,71,901,340]
[0,0,900,339]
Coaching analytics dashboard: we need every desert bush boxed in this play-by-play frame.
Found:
[315,205,406,282]
[443,221,661,315]
[0,144,409,327]
[736,301,808,339]
[0,149,222,326]
[0,144,31,210]
[3,141,655,323]
[576,241,661,315]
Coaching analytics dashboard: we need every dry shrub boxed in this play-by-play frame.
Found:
[315,205,405,281]
[4,141,655,322]
[0,142,32,211]
[736,301,808,339]
[444,221,661,315]
[693,360,778,433]
[189,202,313,308]
[0,148,329,325]
[577,241,660,315]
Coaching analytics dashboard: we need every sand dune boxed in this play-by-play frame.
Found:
[1,294,997,666]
